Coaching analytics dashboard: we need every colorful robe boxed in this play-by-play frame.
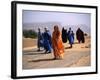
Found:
[52,31,64,59]
[43,31,52,52]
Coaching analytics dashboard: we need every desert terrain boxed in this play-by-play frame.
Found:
[22,36,91,69]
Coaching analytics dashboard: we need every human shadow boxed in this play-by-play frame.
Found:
[29,58,55,62]
[65,46,72,49]
[23,50,45,55]
[23,49,44,53]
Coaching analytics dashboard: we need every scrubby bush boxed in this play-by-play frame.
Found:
[23,30,37,38]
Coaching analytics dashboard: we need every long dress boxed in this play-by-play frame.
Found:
[52,30,64,59]
[37,31,44,49]
[68,31,74,44]
[43,31,52,53]
[67,30,74,48]
[76,28,85,43]
[62,28,68,43]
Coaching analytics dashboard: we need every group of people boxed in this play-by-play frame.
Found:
[37,27,52,53]
[62,27,85,48]
[37,25,85,60]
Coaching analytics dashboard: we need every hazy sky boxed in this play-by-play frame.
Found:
[23,10,91,27]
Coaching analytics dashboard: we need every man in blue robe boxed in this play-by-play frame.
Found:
[72,31,74,43]
[43,27,52,53]
[37,28,44,51]
[68,28,74,48]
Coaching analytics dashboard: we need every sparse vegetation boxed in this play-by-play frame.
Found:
[23,30,37,38]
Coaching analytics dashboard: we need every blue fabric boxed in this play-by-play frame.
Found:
[68,31,74,44]
[43,31,52,52]
[68,35,74,44]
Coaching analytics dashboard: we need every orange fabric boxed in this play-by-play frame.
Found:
[52,27,64,59]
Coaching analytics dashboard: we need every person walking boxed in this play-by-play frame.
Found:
[43,27,52,53]
[52,25,64,59]
[68,28,74,48]
[37,28,44,51]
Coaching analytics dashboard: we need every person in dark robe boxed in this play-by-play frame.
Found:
[43,27,52,53]
[76,28,85,43]
[68,28,74,48]
[62,27,68,43]
[37,28,44,51]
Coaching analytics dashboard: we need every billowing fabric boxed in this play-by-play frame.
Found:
[68,33,74,44]
[37,32,44,48]
[68,30,74,44]
[52,26,64,59]
[43,31,52,52]
[62,28,68,43]
[76,28,85,43]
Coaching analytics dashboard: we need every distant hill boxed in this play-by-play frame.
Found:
[23,22,62,33]
[23,22,90,36]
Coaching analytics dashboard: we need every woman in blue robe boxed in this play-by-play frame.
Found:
[68,28,74,48]
[43,28,52,53]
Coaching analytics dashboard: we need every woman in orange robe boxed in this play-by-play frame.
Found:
[52,25,64,59]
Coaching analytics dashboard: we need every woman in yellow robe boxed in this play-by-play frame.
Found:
[52,25,64,59]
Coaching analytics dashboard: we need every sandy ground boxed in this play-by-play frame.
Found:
[23,38,37,48]
[22,36,91,69]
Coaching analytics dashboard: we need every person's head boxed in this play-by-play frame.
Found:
[54,25,59,32]
[44,27,48,32]
[38,28,41,32]
[78,28,80,30]
[62,27,64,30]
[69,27,71,31]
